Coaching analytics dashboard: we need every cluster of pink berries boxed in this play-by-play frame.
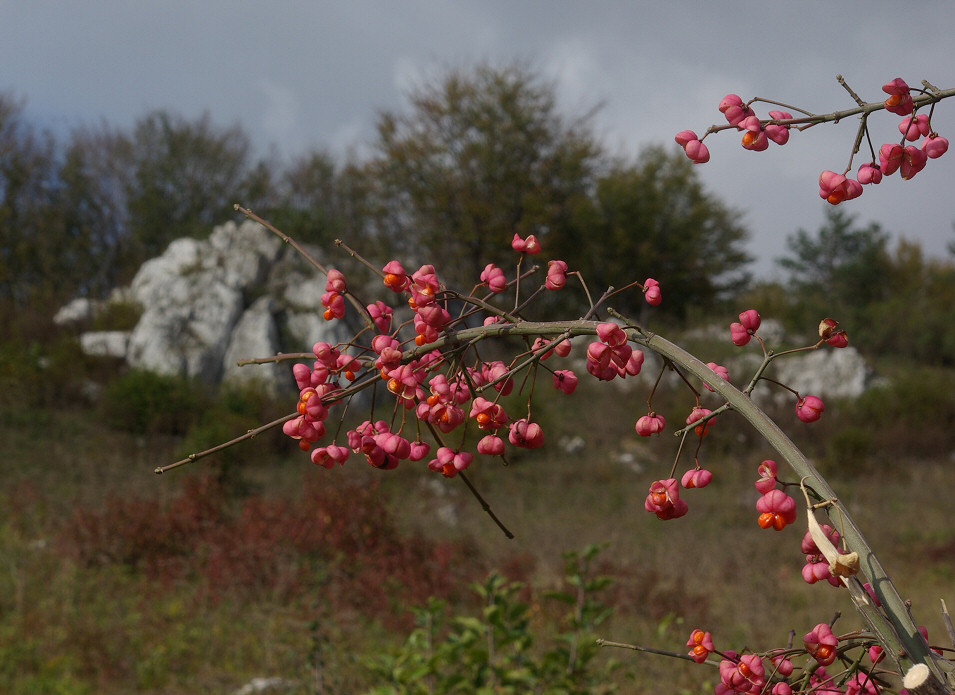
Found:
[687,621,943,694]
[675,95,793,165]
[821,79,949,204]
[676,78,950,206]
[753,459,797,531]
[731,309,839,424]
[687,626,878,694]
[586,322,644,381]
[285,234,668,480]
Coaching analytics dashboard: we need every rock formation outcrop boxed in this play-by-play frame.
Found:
[58,220,352,395]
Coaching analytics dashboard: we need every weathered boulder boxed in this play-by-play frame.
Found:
[221,296,283,394]
[769,346,873,402]
[79,331,130,359]
[70,219,353,395]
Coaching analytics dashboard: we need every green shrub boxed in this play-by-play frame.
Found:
[99,369,207,435]
[364,544,619,694]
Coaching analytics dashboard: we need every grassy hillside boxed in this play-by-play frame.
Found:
[1,341,953,693]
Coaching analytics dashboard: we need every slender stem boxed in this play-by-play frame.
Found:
[596,638,706,664]
[701,87,955,138]
[155,412,297,474]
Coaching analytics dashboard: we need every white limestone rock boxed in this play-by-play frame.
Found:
[79,331,130,359]
[771,346,872,401]
[125,221,281,383]
[222,296,284,394]
[53,297,96,325]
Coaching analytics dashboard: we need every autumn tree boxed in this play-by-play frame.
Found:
[775,207,892,333]
[550,147,752,319]
[263,149,371,247]
[123,110,270,266]
[0,94,69,317]
[364,63,602,282]
[363,65,752,320]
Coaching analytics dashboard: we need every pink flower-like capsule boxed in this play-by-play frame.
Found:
[508,419,544,449]
[681,467,713,489]
[818,318,849,348]
[481,360,514,396]
[801,522,841,555]
[297,387,329,421]
[428,447,473,478]
[754,459,778,494]
[702,362,729,392]
[643,278,662,306]
[476,434,505,456]
[321,291,346,320]
[644,478,688,520]
[675,130,710,163]
[409,440,430,461]
[675,129,696,146]
[718,652,765,693]
[686,407,714,437]
[739,308,761,332]
[730,308,760,346]
[857,162,883,185]
[325,268,347,294]
[545,259,568,290]
[796,395,825,423]
[480,263,507,293]
[923,134,949,159]
[382,259,410,292]
[586,342,616,381]
[310,446,338,469]
[739,115,769,151]
[366,300,393,334]
[771,654,794,677]
[756,489,797,530]
[804,623,839,666]
[818,170,862,205]
[879,143,904,175]
[765,110,792,145]
[718,94,752,127]
[882,77,914,116]
[686,629,715,664]
[552,369,578,394]
[683,139,710,163]
[635,412,665,437]
[596,322,628,347]
[900,145,928,180]
[469,396,509,431]
[899,113,931,141]
[802,520,853,587]
[511,233,541,254]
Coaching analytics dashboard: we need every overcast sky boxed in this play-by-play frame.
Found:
[4,2,955,277]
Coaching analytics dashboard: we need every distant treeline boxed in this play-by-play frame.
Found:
[0,64,749,331]
[2,63,954,364]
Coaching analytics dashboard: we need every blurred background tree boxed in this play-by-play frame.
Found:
[362,63,602,283]
[0,94,68,323]
[549,147,752,320]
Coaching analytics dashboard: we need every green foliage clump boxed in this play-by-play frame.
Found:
[827,364,955,470]
[365,544,619,694]
[98,369,207,435]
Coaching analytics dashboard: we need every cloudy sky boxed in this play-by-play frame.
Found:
[4,2,955,276]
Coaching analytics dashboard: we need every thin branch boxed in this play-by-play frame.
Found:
[155,412,297,474]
